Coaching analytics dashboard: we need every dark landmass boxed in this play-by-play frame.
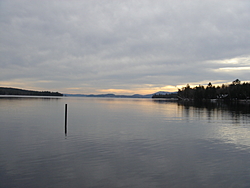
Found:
[152,92,178,99]
[151,79,250,104]
[0,87,63,96]
[177,79,250,102]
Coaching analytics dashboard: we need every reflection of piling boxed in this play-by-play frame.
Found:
[65,104,67,135]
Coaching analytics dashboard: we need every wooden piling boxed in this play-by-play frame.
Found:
[65,104,67,135]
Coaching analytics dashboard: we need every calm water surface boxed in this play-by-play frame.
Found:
[0,96,250,188]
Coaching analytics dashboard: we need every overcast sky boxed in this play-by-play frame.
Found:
[1,0,250,94]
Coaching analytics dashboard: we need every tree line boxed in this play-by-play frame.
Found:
[0,87,63,96]
[152,93,178,99]
[178,79,250,101]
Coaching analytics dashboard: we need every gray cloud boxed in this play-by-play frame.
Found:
[1,0,250,94]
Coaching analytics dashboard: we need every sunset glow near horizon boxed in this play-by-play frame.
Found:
[1,1,250,95]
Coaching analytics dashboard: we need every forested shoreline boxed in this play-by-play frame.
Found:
[178,79,250,101]
[151,79,250,102]
[0,87,63,96]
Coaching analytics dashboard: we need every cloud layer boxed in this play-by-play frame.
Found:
[1,0,250,94]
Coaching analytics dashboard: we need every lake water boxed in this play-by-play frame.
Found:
[0,96,250,188]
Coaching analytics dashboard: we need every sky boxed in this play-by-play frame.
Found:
[1,0,250,95]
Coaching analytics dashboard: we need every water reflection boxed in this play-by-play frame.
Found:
[153,99,250,123]
[174,101,250,152]
[176,101,250,124]
[0,97,250,188]
[178,100,250,114]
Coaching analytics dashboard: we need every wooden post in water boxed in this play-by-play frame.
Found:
[65,104,68,135]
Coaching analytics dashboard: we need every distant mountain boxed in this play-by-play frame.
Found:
[64,91,177,98]
[64,93,149,98]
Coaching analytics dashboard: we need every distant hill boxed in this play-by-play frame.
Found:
[0,87,63,96]
[64,93,150,98]
[64,91,177,98]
